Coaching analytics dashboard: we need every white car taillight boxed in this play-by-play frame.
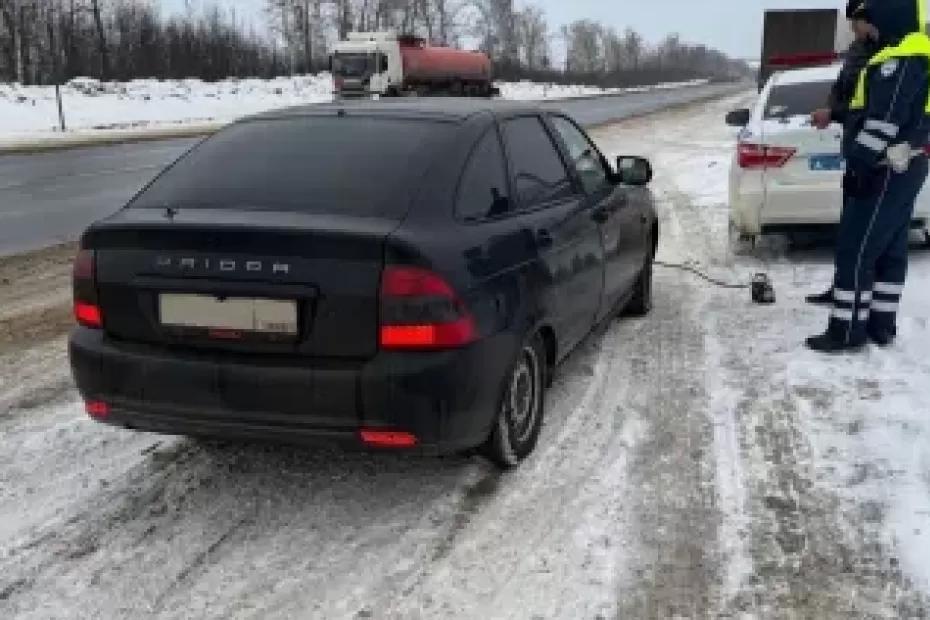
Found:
[737,143,797,169]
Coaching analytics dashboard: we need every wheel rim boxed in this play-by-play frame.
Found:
[506,346,540,444]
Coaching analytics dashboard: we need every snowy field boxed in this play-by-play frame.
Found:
[0,74,709,144]
[2,92,930,618]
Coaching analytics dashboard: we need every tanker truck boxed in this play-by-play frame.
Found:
[331,32,495,98]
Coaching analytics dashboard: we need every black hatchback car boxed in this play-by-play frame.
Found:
[69,99,657,467]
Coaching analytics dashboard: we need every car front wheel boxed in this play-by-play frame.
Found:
[484,333,546,469]
[625,250,654,317]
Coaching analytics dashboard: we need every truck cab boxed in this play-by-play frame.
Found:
[331,32,403,97]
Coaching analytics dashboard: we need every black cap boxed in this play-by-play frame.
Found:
[847,0,868,19]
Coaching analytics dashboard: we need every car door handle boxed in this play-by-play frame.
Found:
[536,228,554,248]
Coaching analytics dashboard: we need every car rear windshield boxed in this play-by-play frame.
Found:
[130,116,453,219]
[764,80,833,119]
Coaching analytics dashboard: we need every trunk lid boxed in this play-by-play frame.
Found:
[86,208,397,359]
[761,117,844,188]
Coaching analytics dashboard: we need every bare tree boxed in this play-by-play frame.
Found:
[563,19,603,73]
[0,0,24,82]
[516,5,547,69]
[602,27,624,73]
[89,0,108,78]
[623,27,643,70]
[0,0,751,86]
[432,0,461,44]
[490,0,516,62]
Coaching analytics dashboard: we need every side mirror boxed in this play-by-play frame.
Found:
[725,108,751,127]
[381,55,389,72]
[328,55,334,72]
[616,156,653,186]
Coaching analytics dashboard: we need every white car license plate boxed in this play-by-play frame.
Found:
[159,294,298,335]
[809,154,844,171]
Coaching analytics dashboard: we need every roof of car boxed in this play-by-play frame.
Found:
[243,98,543,124]
[772,63,842,86]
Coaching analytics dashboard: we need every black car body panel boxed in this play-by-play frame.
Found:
[86,209,401,358]
[70,326,512,453]
[69,99,657,455]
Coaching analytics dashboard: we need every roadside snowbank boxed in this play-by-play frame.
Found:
[495,78,709,101]
[0,74,709,142]
[1,74,334,141]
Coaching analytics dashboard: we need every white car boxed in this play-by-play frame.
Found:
[727,64,930,243]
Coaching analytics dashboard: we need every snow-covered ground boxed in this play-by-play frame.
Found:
[495,77,709,101]
[0,74,709,144]
[2,92,930,619]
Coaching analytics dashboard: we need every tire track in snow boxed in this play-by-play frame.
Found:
[611,173,734,619]
[350,330,633,619]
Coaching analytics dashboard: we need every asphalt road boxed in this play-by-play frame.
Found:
[0,82,744,257]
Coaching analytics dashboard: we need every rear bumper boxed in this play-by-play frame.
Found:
[733,179,930,235]
[760,219,928,235]
[69,327,516,455]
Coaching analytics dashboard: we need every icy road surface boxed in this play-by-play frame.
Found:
[3,94,930,619]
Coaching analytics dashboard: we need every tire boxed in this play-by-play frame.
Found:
[729,221,757,257]
[625,252,654,317]
[483,332,546,469]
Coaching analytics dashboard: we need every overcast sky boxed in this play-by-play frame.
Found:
[165,0,844,59]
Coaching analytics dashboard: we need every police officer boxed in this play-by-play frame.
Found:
[807,0,930,352]
[806,0,880,305]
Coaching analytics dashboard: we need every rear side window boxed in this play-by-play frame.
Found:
[456,128,511,221]
[501,117,574,208]
[765,80,833,119]
[130,117,452,219]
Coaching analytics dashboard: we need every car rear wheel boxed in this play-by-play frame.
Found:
[484,333,546,469]
[729,221,758,256]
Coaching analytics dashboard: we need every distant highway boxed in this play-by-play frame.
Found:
[0,82,745,257]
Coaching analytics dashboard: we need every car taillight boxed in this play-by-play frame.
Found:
[923,144,930,156]
[379,265,477,350]
[73,249,102,329]
[85,400,110,419]
[75,301,103,328]
[360,429,418,448]
[738,143,797,169]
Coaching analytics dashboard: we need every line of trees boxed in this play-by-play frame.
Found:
[0,0,751,86]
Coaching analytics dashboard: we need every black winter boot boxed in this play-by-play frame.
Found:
[805,288,834,306]
[868,327,897,347]
[806,330,866,353]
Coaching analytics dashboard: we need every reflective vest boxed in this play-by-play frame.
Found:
[850,31,930,113]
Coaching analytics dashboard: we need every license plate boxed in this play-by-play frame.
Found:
[159,294,298,335]
[809,154,844,171]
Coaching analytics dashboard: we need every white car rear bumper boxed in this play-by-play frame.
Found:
[730,169,930,236]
